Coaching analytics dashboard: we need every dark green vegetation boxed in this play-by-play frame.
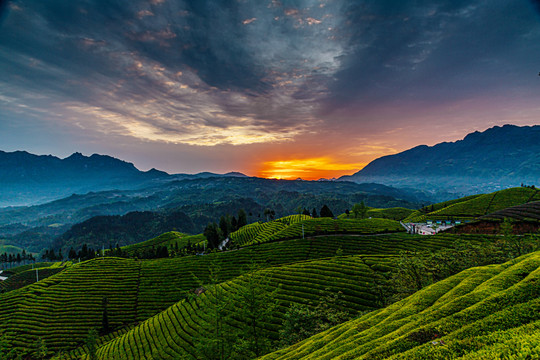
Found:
[338,206,415,221]
[341,124,540,197]
[55,210,195,254]
[0,176,424,254]
[261,251,540,360]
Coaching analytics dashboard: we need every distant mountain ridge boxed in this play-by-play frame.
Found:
[340,124,540,195]
[0,150,247,207]
[0,150,170,207]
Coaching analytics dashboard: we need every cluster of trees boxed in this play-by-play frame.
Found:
[279,292,356,347]
[190,262,277,359]
[204,209,248,249]
[129,246,169,260]
[189,262,358,360]
[0,250,34,266]
[344,202,369,219]
[299,205,335,218]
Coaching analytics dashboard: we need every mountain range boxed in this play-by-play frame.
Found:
[0,150,245,207]
[340,124,540,196]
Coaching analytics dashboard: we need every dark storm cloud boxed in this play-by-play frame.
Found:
[1,0,539,150]
[0,0,345,144]
[321,0,540,114]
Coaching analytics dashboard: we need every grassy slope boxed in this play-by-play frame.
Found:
[338,207,415,221]
[121,231,206,256]
[482,200,540,223]
[0,232,471,356]
[404,187,540,222]
[260,251,540,360]
[231,217,405,247]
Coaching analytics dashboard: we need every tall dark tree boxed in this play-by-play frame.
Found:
[204,222,221,249]
[320,205,334,218]
[237,209,247,229]
[231,216,238,231]
[302,208,310,216]
[312,208,318,218]
[219,215,230,240]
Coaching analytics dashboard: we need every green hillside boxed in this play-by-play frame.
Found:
[339,207,415,221]
[229,216,403,247]
[404,187,540,222]
[0,265,65,293]
[0,232,468,357]
[120,231,206,256]
[260,251,540,360]
[482,200,540,223]
[92,256,385,359]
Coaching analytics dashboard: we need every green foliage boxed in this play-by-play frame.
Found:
[279,291,354,348]
[352,202,368,219]
[231,264,279,359]
[204,222,222,249]
[85,329,98,360]
[35,337,48,360]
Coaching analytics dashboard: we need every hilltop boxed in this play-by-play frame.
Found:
[341,125,540,196]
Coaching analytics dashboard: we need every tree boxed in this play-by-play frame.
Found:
[233,264,278,358]
[237,209,247,229]
[85,328,98,360]
[194,261,233,360]
[204,222,222,249]
[302,208,310,216]
[279,291,352,347]
[263,208,272,222]
[312,208,318,218]
[231,216,238,232]
[319,205,334,218]
[219,216,230,240]
[352,202,368,219]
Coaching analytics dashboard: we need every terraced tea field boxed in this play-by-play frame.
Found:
[0,233,476,356]
[230,216,404,247]
[405,187,540,222]
[121,232,205,256]
[261,251,540,360]
[93,256,386,359]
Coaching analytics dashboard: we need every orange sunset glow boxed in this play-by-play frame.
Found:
[257,157,367,180]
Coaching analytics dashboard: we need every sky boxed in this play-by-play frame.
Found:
[1,0,539,179]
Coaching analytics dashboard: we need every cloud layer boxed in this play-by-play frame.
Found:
[1,0,539,176]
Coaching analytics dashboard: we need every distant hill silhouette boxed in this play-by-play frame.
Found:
[0,151,250,207]
[0,151,171,206]
[340,124,540,196]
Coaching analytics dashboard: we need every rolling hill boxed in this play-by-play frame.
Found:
[403,187,540,223]
[260,251,540,360]
[0,230,467,357]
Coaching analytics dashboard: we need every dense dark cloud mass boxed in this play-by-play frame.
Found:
[0,0,539,175]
